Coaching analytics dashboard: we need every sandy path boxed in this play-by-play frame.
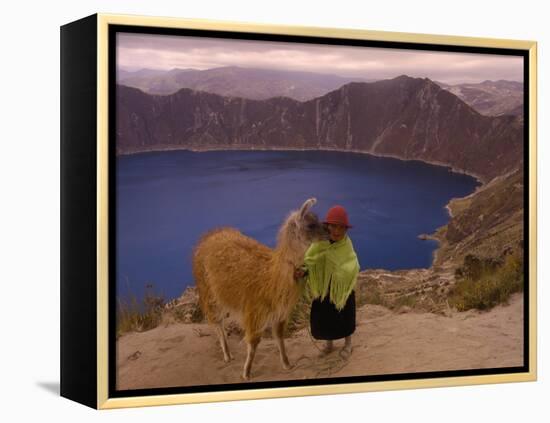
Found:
[116,293,523,390]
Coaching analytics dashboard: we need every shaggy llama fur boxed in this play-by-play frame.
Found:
[192,198,327,380]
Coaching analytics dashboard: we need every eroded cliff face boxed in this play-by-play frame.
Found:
[433,168,524,267]
[116,75,523,182]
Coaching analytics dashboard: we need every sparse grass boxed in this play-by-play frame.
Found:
[391,294,418,310]
[169,301,204,324]
[454,254,500,281]
[357,283,387,307]
[449,251,524,312]
[447,197,473,216]
[357,281,419,311]
[357,283,418,311]
[117,284,166,338]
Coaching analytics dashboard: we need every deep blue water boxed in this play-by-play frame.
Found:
[116,150,479,302]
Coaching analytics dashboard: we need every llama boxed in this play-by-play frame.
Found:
[192,198,327,380]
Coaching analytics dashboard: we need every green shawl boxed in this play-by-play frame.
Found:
[303,235,360,311]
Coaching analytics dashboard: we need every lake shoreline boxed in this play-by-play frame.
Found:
[117,144,487,186]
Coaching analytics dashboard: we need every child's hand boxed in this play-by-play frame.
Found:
[294,268,306,280]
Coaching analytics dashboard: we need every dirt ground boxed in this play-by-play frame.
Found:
[116,293,523,390]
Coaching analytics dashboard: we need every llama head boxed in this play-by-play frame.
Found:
[277,198,329,253]
[297,198,329,242]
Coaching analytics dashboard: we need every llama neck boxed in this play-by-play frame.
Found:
[265,216,308,306]
[269,212,308,285]
[272,222,307,272]
[273,239,305,269]
[270,243,303,290]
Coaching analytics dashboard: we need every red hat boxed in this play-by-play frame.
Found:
[323,205,352,228]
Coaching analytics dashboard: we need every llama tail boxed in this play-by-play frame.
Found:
[192,241,213,321]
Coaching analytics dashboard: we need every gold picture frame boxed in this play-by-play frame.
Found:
[60,13,537,409]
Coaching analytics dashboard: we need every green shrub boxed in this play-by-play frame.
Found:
[454,254,500,281]
[449,251,524,311]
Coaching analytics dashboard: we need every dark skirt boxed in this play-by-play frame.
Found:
[310,290,356,340]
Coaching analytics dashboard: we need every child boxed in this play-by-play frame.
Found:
[295,205,360,357]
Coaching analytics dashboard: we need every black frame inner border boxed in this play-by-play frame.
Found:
[107,23,531,399]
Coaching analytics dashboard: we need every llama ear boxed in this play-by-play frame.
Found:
[299,198,317,218]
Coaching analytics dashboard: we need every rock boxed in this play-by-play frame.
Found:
[127,350,142,361]
[164,286,204,323]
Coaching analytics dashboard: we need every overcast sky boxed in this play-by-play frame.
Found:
[117,33,523,85]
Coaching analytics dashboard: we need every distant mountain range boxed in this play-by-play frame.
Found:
[117,66,372,101]
[117,75,523,182]
[118,66,523,117]
[435,80,523,117]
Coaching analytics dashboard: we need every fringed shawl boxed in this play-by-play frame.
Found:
[303,236,360,311]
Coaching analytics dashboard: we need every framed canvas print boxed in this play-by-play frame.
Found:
[60,13,537,409]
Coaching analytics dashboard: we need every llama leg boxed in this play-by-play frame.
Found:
[242,333,261,381]
[272,321,291,370]
[202,296,232,362]
[214,320,233,363]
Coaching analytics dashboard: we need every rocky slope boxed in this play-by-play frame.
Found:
[353,166,524,311]
[117,75,523,182]
[433,168,524,267]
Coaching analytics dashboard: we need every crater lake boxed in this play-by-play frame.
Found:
[116,150,479,302]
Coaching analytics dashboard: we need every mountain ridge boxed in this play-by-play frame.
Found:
[117,75,523,182]
[117,65,373,101]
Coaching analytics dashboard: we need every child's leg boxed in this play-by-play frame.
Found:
[319,340,334,356]
[343,336,352,353]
